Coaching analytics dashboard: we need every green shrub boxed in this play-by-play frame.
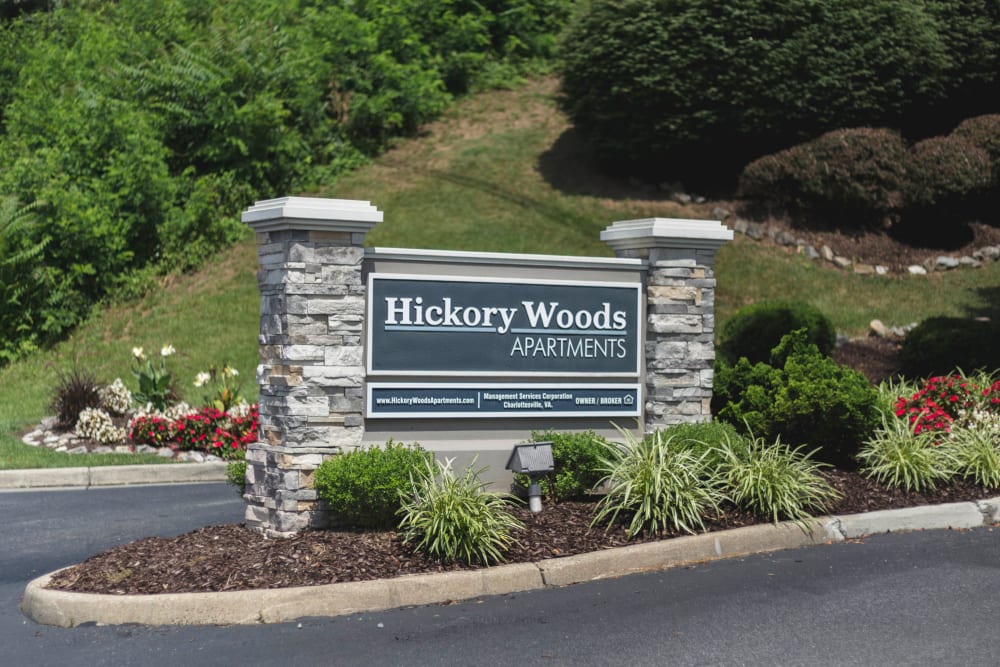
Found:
[226,459,248,497]
[314,441,431,529]
[592,427,725,537]
[558,0,998,180]
[738,128,908,227]
[857,413,954,492]
[902,136,992,210]
[515,429,607,500]
[660,420,744,466]
[714,330,881,467]
[715,433,839,527]
[718,302,835,366]
[900,317,1000,378]
[397,457,524,565]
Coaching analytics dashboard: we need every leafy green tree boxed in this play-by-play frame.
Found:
[0,0,572,363]
[0,197,46,363]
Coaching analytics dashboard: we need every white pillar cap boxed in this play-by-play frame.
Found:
[242,196,383,234]
[601,218,733,251]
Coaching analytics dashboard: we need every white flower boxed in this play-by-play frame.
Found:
[99,378,133,415]
[164,402,191,421]
[161,344,176,357]
[75,407,124,444]
[223,365,238,378]
[230,400,251,418]
[132,346,145,361]
[194,372,211,387]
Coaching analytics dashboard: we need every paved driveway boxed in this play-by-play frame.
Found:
[3,483,1000,666]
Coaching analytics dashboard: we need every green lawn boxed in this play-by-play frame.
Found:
[2,76,997,469]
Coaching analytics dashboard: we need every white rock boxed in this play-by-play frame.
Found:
[936,255,959,270]
[908,265,927,275]
[869,320,890,338]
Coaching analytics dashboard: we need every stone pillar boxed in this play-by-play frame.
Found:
[601,218,732,431]
[241,197,382,538]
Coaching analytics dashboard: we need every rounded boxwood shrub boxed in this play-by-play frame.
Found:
[952,115,1000,170]
[900,317,1000,378]
[950,114,1000,220]
[313,441,431,529]
[737,144,816,213]
[516,429,607,500]
[718,301,835,366]
[714,330,880,467]
[739,128,908,227]
[902,136,992,209]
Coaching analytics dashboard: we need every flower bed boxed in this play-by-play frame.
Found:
[40,344,257,461]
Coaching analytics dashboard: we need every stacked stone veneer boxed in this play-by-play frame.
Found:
[240,198,731,537]
[601,218,733,432]
[241,197,382,537]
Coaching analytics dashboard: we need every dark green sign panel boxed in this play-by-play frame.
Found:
[367,275,641,376]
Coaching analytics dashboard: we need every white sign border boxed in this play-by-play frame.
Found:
[366,273,643,378]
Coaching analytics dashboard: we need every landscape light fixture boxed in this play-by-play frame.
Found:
[505,442,554,513]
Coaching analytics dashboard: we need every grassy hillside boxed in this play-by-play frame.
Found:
[2,76,998,467]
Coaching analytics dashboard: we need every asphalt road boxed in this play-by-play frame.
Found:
[3,483,1000,666]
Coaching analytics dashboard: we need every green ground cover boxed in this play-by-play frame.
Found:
[2,77,997,469]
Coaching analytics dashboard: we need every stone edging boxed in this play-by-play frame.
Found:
[21,496,1000,627]
[713,207,1000,276]
[20,416,222,463]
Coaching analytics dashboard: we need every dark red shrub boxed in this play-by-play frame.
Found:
[739,128,907,228]
[903,136,992,209]
[952,115,1000,169]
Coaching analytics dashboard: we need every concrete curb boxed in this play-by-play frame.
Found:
[0,462,228,490]
[22,497,1000,628]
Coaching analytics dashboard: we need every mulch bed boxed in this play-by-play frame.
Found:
[49,471,997,596]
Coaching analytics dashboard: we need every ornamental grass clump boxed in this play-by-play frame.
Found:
[592,427,725,538]
[714,433,839,528]
[948,425,1000,489]
[51,366,103,430]
[397,457,524,566]
[857,413,955,492]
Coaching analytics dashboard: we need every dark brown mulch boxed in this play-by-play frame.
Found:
[832,335,903,384]
[49,471,998,596]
